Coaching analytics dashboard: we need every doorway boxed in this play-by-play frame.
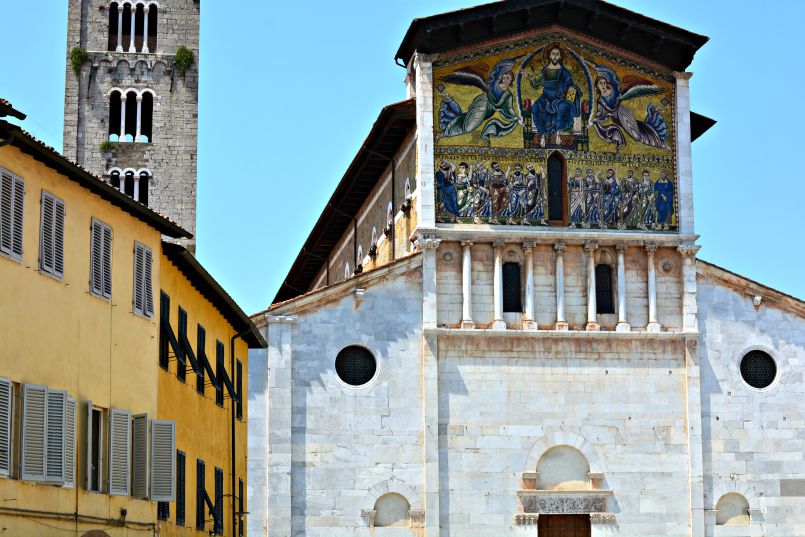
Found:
[537,514,591,537]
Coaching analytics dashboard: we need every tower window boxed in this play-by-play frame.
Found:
[502,262,522,313]
[108,89,154,143]
[108,1,158,53]
[547,152,566,225]
[107,169,151,206]
[595,264,615,314]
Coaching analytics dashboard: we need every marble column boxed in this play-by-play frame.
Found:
[116,6,124,52]
[119,93,127,140]
[492,241,506,330]
[615,243,630,332]
[554,242,568,330]
[142,6,150,53]
[135,94,143,142]
[523,242,537,330]
[585,240,599,331]
[133,174,140,201]
[460,241,474,329]
[128,5,137,52]
[646,242,661,332]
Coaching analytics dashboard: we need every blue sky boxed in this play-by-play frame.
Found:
[1,1,803,313]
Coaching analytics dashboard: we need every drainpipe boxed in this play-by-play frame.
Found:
[230,328,250,537]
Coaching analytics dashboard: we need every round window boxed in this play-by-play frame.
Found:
[335,346,377,387]
[740,350,777,389]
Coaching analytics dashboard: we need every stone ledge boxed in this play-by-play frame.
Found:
[427,327,698,340]
[418,225,698,246]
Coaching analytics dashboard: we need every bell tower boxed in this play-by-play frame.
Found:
[63,0,200,247]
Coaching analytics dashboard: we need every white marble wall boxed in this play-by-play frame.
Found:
[697,272,805,537]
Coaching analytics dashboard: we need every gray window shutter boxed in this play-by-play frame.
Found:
[45,389,66,483]
[144,247,153,317]
[53,198,65,277]
[90,221,104,296]
[133,244,145,315]
[21,384,47,481]
[131,413,148,499]
[0,170,24,260]
[108,408,131,495]
[102,224,112,298]
[11,176,23,257]
[85,400,93,491]
[150,420,175,501]
[40,192,55,273]
[0,377,11,477]
[64,397,76,488]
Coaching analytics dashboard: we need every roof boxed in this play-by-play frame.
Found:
[396,0,709,71]
[0,98,26,120]
[273,99,417,304]
[0,119,190,239]
[161,241,267,348]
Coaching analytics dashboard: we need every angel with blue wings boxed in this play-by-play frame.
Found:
[591,63,669,150]
[437,57,522,142]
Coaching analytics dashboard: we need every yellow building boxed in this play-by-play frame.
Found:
[0,102,265,537]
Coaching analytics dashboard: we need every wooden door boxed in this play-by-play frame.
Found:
[537,514,591,537]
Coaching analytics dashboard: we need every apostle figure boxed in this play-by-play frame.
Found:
[470,162,491,224]
[524,164,546,224]
[504,164,529,224]
[654,169,674,230]
[583,169,602,227]
[568,167,585,227]
[527,44,581,146]
[601,168,622,229]
[455,162,473,216]
[489,162,509,223]
[436,160,460,220]
[637,170,656,230]
[620,170,639,229]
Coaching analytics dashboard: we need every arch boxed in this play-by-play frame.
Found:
[371,226,378,246]
[365,478,421,511]
[374,493,410,527]
[715,493,750,525]
[536,445,591,491]
[107,167,123,175]
[135,167,152,176]
[525,431,606,475]
[546,151,567,225]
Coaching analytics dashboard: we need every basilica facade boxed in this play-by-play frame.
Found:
[247,1,805,536]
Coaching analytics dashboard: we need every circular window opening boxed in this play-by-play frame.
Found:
[335,346,377,387]
[740,350,777,389]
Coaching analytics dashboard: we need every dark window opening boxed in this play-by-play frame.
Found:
[157,501,169,520]
[109,170,120,190]
[196,325,206,394]
[547,152,566,224]
[124,91,137,141]
[89,407,103,492]
[196,459,205,531]
[215,341,225,406]
[595,264,615,314]
[176,450,186,526]
[108,91,121,141]
[740,350,777,389]
[134,5,145,52]
[147,6,158,52]
[140,92,153,142]
[124,171,135,198]
[122,4,132,52]
[335,346,376,386]
[502,262,522,313]
[108,3,119,51]
[238,478,245,537]
[139,172,150,206]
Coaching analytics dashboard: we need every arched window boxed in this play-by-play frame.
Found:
[108,3,120,51]
[108,90,121,141]
[374,493,410,528]
[547,152,566,225]
[595,264,615,314]
[108,89,154,143]
[108,2,158,53]
[716,493,750,525]
[139,92,153,142]
[109,170,121,189]
[536,445,591,491]
[139,171,150,206]
[146,4,158,53]
[502,262,522,313]
[124,170,135,198]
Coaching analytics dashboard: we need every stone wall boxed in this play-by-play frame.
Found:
[64,0,200,243]
[698,270,805,537]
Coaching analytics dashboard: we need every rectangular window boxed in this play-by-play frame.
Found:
[150,420,176,501]
[236,359,243,420]
[215,341,224,407]
[0,377,12,477]
[108,408,131,496]
[131,413,148,498]
[238,478,245,537]
[176,450,186,526]
[89,219,112,299]
[20,384,69,485]
[87,403,104,492]
[0,169,24,261]
[133,242,154,317]
[502,262,522,313]
[39,191,65,278]
[214,467,224,535]
[196,325,206,395]
[157,501,169,520]
[595,264,615,314]
[177,308,188,382]
[44,389,66,483]
[196,459,206,531]
[159,291,170,370]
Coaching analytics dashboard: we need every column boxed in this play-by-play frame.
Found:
[615,243,630,332]
[119,173,127,196]
[116,6,124,52]
[142,6,150,53]
[119,93,127,139]
[673,71,695,236]
[492,241,506,330]
[460,241,474,329]
[646,242,661,332]
[128,4,137,52]
[678,244,700,332]
[554,242,567,330]
[133,174,140,201]
[523,242,537,330]
[585,240,599,331]
[135,94,143,142]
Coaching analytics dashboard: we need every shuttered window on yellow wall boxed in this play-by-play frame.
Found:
[108,408,131,496]
[40,191,65,278]
[0,169,24,260]
[132,413,149,498]
[0,378,12,477]
[90,219,112,299]
[133,242,154,317]
[151,420,175,501]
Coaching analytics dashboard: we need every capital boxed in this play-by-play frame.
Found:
[460,240,473,248]
[615,243,627,252]
[492,241,505,249]
[677,244,700,258]
[584,240,598,252]
[645,242,658,254]
[522,241,536,251]
[672,71,693,80]
[415,234,441,250]
[553,242,566,253]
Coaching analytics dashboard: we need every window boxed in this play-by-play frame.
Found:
[21,385,65,483]
[39,191,65,278]
[196,325,206,394]
[335,346,376,387]
[132,413,148,498]
[214,467,224,535]
[238,477,245,537]
[90,219,112,299]
[236,359,243,420]
[150,420,176,501]
[595,264,615,314]
[547,152,566,225]
[108,1,158,53]
[177,308,188,382]
[215,341,225,407]
[133,242,154,318]
[0,377,12,478]
[87,403,104,492]
[176,450,186,526]
[740,350,777,389]
[159,291,170,370]
[0,168,24,261]
[157,501,169,520]
[196,459,206,530]
[108,408,131,496]
[107,89,154,143]
[502,262,522,313]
